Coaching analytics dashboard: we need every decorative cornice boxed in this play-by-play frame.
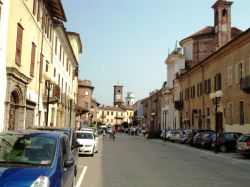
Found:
[6,67,32,85]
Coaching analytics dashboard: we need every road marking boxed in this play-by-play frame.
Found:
[76,166,87,187]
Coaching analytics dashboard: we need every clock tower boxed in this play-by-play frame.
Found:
[212,0,233,49]
[113,84,123,106]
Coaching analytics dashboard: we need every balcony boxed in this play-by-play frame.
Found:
[43,84,60,104]
[174,100,183,110]
[115,115,124,119]
[240,75,250,94]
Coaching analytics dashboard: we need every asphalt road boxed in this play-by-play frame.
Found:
[76,133,250,187]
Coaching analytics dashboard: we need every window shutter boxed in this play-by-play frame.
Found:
[30,42,36,77]
[15,24,24,66]
[39,54,44,83]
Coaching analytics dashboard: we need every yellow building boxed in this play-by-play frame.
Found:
[4,0,81,131]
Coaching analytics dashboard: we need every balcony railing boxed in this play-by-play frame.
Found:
[174,100,183,110]
[240,75,250,94]
[43,84,60,104]
[115,115,124,119]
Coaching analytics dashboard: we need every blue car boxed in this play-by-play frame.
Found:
[0,131,76,187]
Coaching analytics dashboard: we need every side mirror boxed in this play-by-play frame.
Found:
[64,158,74,168]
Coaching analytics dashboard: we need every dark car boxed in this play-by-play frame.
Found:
[201,132,216,149]
[29,126,82,175]
[189,129,214,146]
[212,132,243,152]
[237,134,250,158]
[0,131,75,186]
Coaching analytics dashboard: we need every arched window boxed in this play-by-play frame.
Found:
[222,9,227,17]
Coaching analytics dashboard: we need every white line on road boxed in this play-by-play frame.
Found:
[76,166,87,187]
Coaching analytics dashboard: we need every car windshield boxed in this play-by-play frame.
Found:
[77,132,93,139]
[0,134,56,166]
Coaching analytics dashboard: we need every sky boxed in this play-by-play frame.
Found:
[61,0,250,106]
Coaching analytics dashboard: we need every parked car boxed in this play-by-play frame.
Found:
[76,131,98,156]
[0,131,76,187]
[193,130,215,147]
[212,132,243,152]
[237,134,250,158]
[29,126,82,176]
[160,130,167,139]
[165,130,174,140]
[189,129,214,146]
[201,132,216,149]
[178,130,190,144]
[169,130,181,142]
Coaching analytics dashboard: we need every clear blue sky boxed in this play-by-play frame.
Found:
[61,0,250,106]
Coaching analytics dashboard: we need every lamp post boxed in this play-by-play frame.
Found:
[209,90,223,153]
[68,94,75,128]
[43,72,56,127]
[164,106,169,141]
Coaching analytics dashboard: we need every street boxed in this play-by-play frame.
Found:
[76,133,250,187]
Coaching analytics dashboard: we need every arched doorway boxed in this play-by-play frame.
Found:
[8,91,19,130]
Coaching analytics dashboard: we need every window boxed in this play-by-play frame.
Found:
[240,101,244,125]
[59,45,62,61]
[227,66,233,86]
[37,0,40,22]
[185,88,189,100]
[66,58,69,71]
[214,73,221,91]
[30,42,36,77]
[235,62,245,83]
[58,74,60,85]
[54,68,56,77]
[197,82,203,97]
[238,63,244,83]
[85,91,89,96]
[190,86,195,99]
[15,24,24,66]
[39,54,43,83]
[33,0,37,15]
[55,36,57,54]
[85,102,88,108]
[45,61,49,72]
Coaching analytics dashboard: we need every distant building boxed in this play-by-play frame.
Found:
[125,92,135,106]
[113,83,123,106]
[76,80,94,129]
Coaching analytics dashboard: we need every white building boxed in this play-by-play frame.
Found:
[125,92,135,106]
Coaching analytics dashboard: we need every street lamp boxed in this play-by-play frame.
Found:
[209,90,223,153]
[164,106,169,141]
[68,94,75,128]
[43,72,56,127]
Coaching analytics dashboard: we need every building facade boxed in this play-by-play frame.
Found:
[76,80,94,129]
[174,0,250,133]
[0,0,9,130]
[3,0,81,131]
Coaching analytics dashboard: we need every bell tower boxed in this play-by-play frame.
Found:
[113,83,123,106]
[212,0,233,49]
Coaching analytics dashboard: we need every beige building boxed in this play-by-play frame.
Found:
[0,0,9,130]
[3,0,81,131]
[174,0,250,133]
[97,106,126,126]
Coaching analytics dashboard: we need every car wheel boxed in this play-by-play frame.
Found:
[219,145,227,152]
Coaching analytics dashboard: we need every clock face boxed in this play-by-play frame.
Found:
[116,94,121,100]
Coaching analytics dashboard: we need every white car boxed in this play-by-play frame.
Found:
[76,131,98,156]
